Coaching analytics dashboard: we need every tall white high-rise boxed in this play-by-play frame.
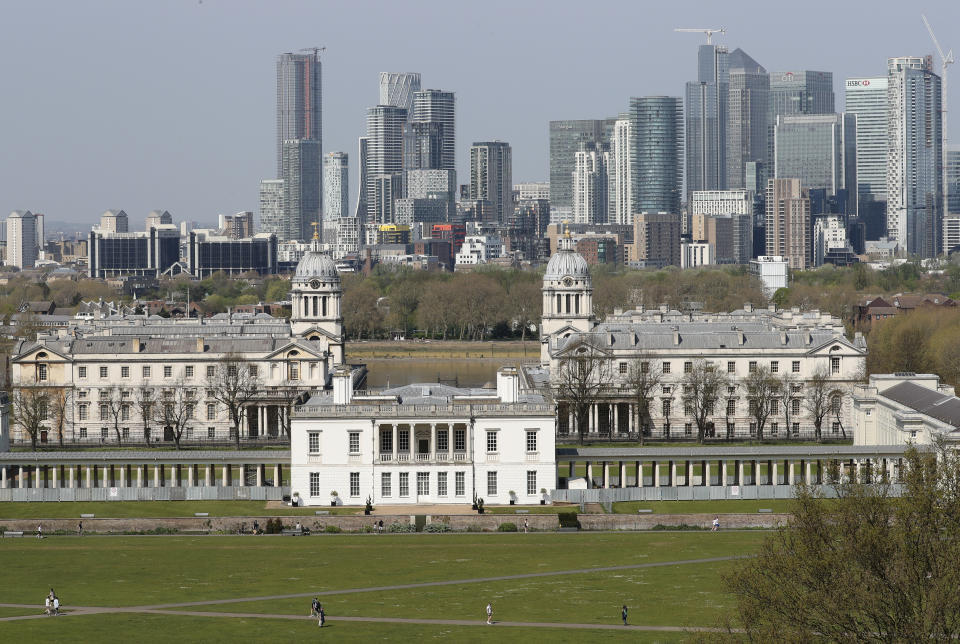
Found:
[609,117,633,225]
[411,90,455,172]
[469,141,513,224]
[259,179,285,240]
[886,56,942,258]
[6,210,37,270]
[572,142,609,225]
[845,77,889,213]
[364,106,407,224]
[323,152,349,221]
[379,73,421,111]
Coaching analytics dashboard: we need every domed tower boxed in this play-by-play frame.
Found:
[290,238,344,366]
[541,232,595,364]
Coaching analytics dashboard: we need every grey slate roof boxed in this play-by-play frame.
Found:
[556,325,859,353]
[304,382,547,407]
[882,382,960,428]
[0,450,289,463]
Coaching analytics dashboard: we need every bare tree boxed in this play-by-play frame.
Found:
[11,385,48,450]
[624,356,662,445]
[135,386,155,446]
[207,354,261,448]
[48,387,71,447]
[104,386,128,445]
[681,360,728,444]
[831,386,848,439]
[744,365,778,442]
[553,342,610,444]
[777,372,797,440]
[157,383,195,450]
[803,367,834,442]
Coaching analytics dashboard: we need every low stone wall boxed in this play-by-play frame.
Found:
[0,512,789,534]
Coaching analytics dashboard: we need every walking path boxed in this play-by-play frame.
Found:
[0,554,748,632]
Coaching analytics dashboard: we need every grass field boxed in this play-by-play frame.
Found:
[612,499,798,514]
[0,532,762,641]
[0,501,362,519]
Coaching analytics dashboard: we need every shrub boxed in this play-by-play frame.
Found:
[388,522,417,533]
[498,522,518,532]
[465,523,483,532]
[324,525,342,534]
[424,523,451,533]
[558,512,580,529]
[652,523,703,531]
[265,518,283,534]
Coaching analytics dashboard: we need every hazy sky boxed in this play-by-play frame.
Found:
[2,0,958,227]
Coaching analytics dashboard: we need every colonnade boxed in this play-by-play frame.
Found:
[376,422,471,463]
[0,462,285,489]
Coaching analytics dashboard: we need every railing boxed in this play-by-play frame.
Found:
[415,453,430,462]
[378,452,392,462]
[397,452,410,462]
[525,452,539,462]
[435,451,449,462]
[375,451,470,464]
[294,402,554,418]
[453,451,467,462]
[487,452,499,463]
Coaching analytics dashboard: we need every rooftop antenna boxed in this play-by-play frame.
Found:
[674,27,726,45]
[299,46,326,59]
[922,14,953,237]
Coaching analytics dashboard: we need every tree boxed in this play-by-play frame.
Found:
[723,442,960,641]
[48,387,71,447]
[157,383,195,450]
[776,372,797,440]
[207,354,261,448]
[104,387,127,446]
[342,278,382,339]
[803,367,835,442]
[624,356,662,445]
[508,278,543,345]
[553,342,610,444]
[135,386,155,446]
[681,360,728,444]
[11,385,49,450]
[744,365,777,442]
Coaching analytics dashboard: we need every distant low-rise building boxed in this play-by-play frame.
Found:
[750,255,789,296]
[854,373,960,446]
[186,230,278,278]
[88,225,180,279]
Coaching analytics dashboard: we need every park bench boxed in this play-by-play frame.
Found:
[314,510,329,515]
[758,509,773,513]
[637,509,654,514]
[80,514,95,518]
[281,528,310,536]
[194,513,209,517]
[515,510,530,514]
[3,531,24,538]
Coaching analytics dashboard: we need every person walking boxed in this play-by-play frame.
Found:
[621,604,628,626]
[378,519,384,534]
[310,597,319,618]
[44,596,51,616]
[712,516,720,532]
[37,523,43,539]
[523,518,529,533]
[318,604,325,628]
[53,596,60,616]
[486,602,493,625]
[77,522,83,537]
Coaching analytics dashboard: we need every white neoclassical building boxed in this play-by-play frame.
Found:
[290,367,556,506]
[10,243,352,446]
[853,373,960,446]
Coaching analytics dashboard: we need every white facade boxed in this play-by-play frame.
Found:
[813,215,849,266]
[609,118,634,225]
[845,77,888,207]
[572,144,609,225]
[944,215,960,254]
[853,374,960,446]
[681,241,714,268]
[690,190,752,216]
[750,255,789,297]
[323,152,348,221]
[291,368,556,506]
[513,181,550,201]
[6,211,37,270]
[454,235,503,267]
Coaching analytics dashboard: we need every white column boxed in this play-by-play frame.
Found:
[1,466,7,488]
[586,462,594,488]
[255,465,262,487]
[222,464,229,487]
[602,462,609,489]
[805,460,812,485]
[788,460,795,486]
[51,466,58,489]
[69,466,76,489]
[274,463,281,487]
[119,465,126,488]
[855,459,862,484]
[704,461,711,486]
[635,461,642,487]
[392,424,398,460]
[619,461,626,488]
[737,461,744,486]
[85,465,92,488]
[721,461,728,486]
[188,465,195,487]
[205,464,212,486]
[153,465,160,487]
[771,461,779,486]
[670,461,677,487]
[430,423,437,461]
[654,462,660,488]
[612,404,619,434]
[18,466,25,489]
[137,465,143,488]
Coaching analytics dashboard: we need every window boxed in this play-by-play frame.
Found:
[619,362,627,374]
[685,422,692,436]
[399,472,409,496]
[770,361,779,374]
[662,400,671,417]
[79,366,87,379]
[792,360,800,373]
[727,399,736,415]
[486,431,498,453]
[455,471,465,496]
[684,361,693,373]
[438,472,448,496]
[121,390,130,399]
[831,357,840,374]
[227,365,238,378]
[437,429,448,452]
[398,429,410,452]
[770,400,779,415]
[662,385,672,395]
[100,366,108,379]
[487,471,497,496]
[205,389,215,398]
[684,401,693,415]
[121,405,130,421]
[142,366,150,378]
[249,365,258,378]
[379,430,392,453]
[749,361,757,373]
[206,365,215,378]
[417,472,429,496]
[78,390,87,399]
[79,427,87,438]
[186,404,195,419]
[99,404,108,421]
[163,365,172,378]
[727,361,735,374]
[349,432,360,454]
[750,422,757,436]
[792,422,800,436]
[381,473,392,497]
[349,472,360,497]
[831,394,841,413]
[527,471,537,496]
[455,428,466,451]
[101,427,108,438]
[662,362,671,374]
[78,404,88,421]
[185,366,194,379]
[207,427,215,439]
[791,399,800,415]
[288,363,299,381]
[308,432,320,454]
[640,361,649,373]
[310,472,320,497]
[122,427,130,439]
[526,430,537,452]
[38,364,48,381]
[662,422,670,436]
[771,422,779,435]
[207,403,216,421]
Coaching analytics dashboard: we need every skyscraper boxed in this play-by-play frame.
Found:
[276,52,322,177]
[948,147,960,215]
[887,56,942,258]
[766,178,811,270]
[685,44,729,199]
[379,72,421,111]
[364,105,407,224]
[282,139,321,241]
[6,210,37,270]
[323,152,349,221]
[769,71,835,118]
[572,141,609,224]
[549,119,617,220]
[355,137,369,220]
[845,77,889,233]
[411,90,455,171]
[259,179,284,240]
[726,49,769,190]
[632,96,684,215]
[774,114,857,214]
[469,141,513,224]
[609,116,633,225]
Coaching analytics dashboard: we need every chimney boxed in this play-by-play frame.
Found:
[196,337,205,352]
[672,327,680,345]
[744,302,753,313]
[496,367,519,404]
[333,366,353,405]
[132,338,140,353]
[739,330,746,346]
[781,332,788,345]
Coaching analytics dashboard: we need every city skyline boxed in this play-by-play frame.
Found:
[1,1,958,224]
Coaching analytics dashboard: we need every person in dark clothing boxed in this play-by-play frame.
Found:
[622,605,628,625]
[318,604,325,627]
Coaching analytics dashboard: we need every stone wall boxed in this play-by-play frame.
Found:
[0,512,789,534]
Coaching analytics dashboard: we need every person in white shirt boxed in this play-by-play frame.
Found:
[486,603,493,624]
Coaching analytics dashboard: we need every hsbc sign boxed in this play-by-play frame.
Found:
[846,78,884,88]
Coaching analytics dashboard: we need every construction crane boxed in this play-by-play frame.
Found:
[674,27,726,45]
[299,46,326,58]
[922,14,953,241]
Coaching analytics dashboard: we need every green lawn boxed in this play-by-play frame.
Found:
[0,606,39,617]
[612,499,800,515]
[0,501,360,519]
[558,440,851,448]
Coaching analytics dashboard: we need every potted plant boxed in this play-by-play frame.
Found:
[329,491,339,507]
[477,498,485,514]
[364,496,373,515]
[540,488,548,505]
[508,490,516,506]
